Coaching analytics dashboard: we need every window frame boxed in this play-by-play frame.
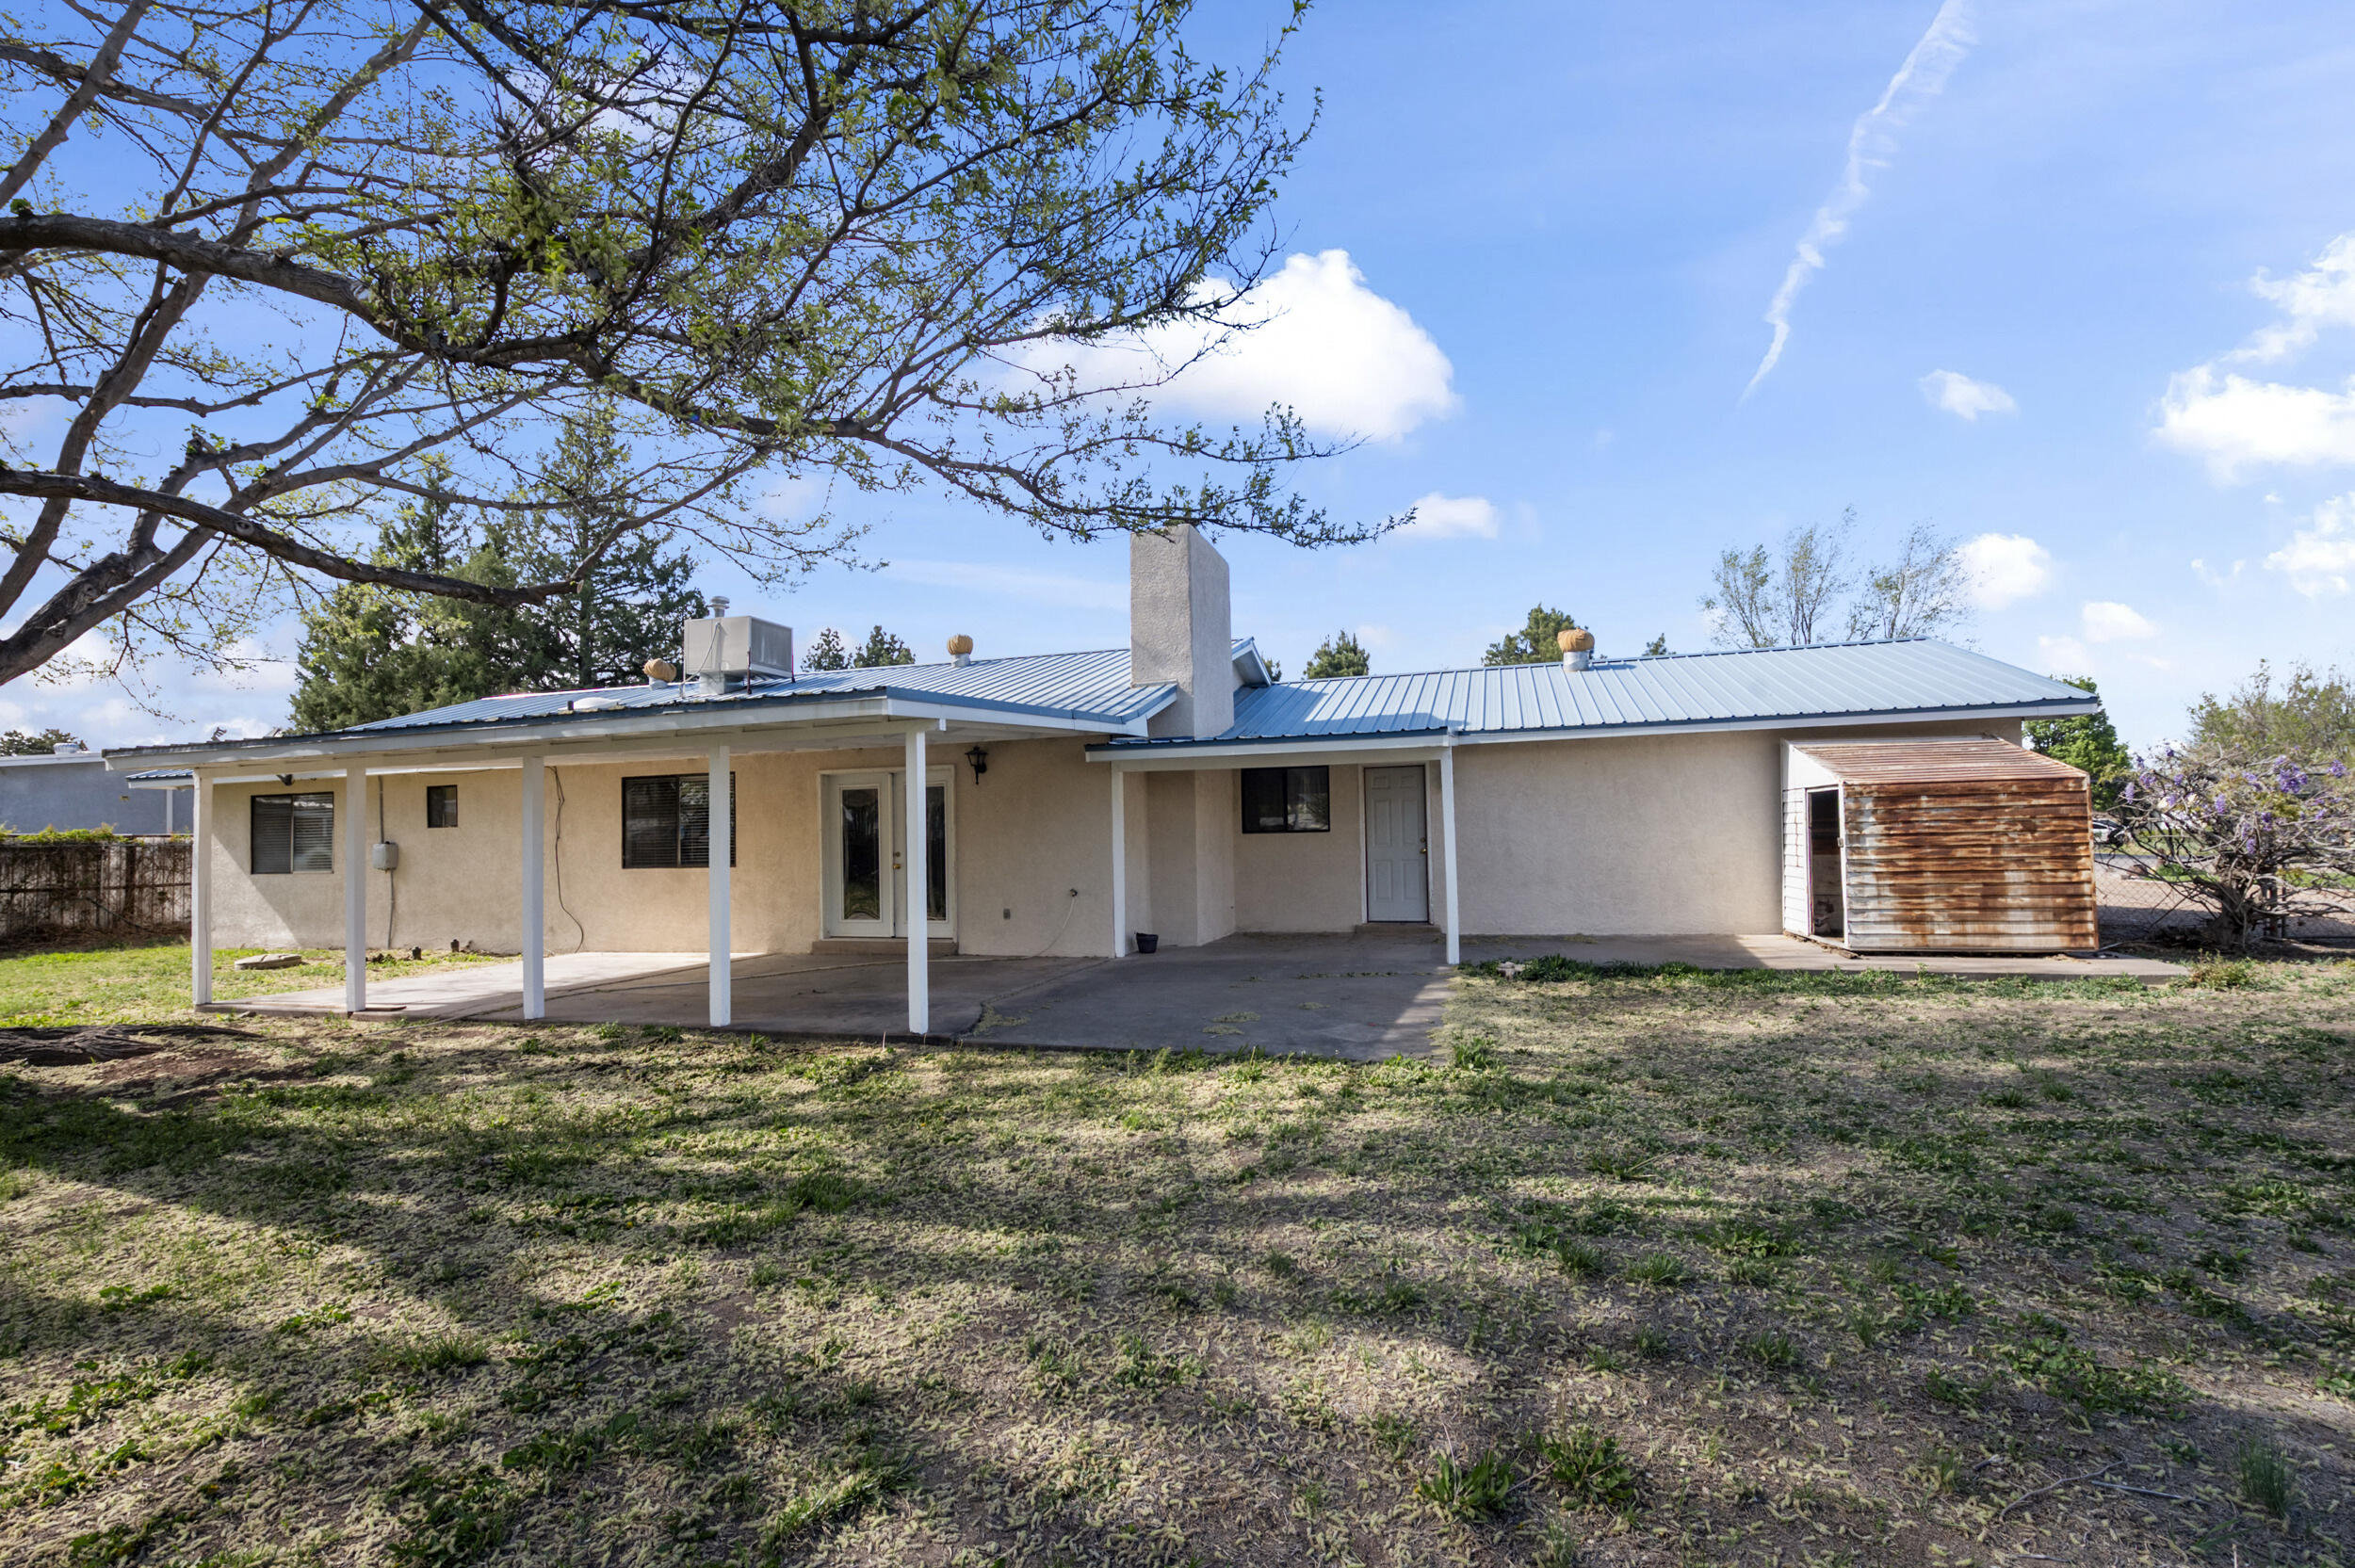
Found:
[425,784,459,829]
[1240,765,1332,834]
[620,772,739,869]
[250,790,335,874]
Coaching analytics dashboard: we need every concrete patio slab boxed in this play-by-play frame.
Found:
[217,951,718,1019]
[1459,932,2185,981]
[215,929,2183,1054]
[467,951,1096,1038]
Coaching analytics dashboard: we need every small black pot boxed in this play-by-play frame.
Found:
[1133,932,1159,954]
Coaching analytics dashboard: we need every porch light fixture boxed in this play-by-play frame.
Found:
[965,745,989,784]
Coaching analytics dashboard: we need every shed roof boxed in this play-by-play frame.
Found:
[1103,639,2098,751]
[1795,737,2088,785]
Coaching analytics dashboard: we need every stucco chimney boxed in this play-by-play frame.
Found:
[1130,524,1234,739]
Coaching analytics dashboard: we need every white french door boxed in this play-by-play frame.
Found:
[820,768,953,938]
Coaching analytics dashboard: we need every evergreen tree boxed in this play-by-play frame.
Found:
[2026,675,2134,809]
[853,626,917,668]
[802,628,851,671]
[1642,634,1669,656]
[1484,606,1581,666]
[289,469,535,731]
[2187,660,2355,759]
[1302,630,1371,679]
[518,403,706,689]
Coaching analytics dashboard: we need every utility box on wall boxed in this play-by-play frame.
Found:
[1782,738,2098,954]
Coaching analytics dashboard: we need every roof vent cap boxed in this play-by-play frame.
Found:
[1557,625,1594,671]
[948,633,974,667]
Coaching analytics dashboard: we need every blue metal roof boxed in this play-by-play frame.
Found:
[326,644,1184,737]
[1103,639,2099,749]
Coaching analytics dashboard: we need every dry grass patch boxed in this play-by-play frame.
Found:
[0,946,2351,1565]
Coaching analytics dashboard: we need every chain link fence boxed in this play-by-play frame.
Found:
[2095,850,2355,949]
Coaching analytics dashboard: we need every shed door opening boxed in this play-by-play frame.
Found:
[1807,787,1844,940]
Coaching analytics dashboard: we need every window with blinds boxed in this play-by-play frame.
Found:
[622,773,738,868]
[1240,766,1331,833]
[252,792,335,873]
[426,784,458,828]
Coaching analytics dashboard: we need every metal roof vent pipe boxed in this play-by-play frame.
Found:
[948,634,973,668]
[1557,626,1595,671]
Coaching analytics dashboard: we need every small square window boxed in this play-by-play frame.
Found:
[1241,766,1331,833]
[426,784,458,828]
[622,773,738,867]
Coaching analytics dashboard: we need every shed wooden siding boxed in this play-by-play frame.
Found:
[1796,740,2097,953]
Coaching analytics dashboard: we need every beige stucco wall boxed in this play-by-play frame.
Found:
[202,716,2029,953]
[1231,762,1372,931]
[206,735,1128,959]
[1452,718,2024,936]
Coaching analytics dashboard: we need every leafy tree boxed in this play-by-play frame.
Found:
[1642,634,1669,657]
[1843,523,1971,641]
[2026,676,2133,809]
[1703,511,1972,648]
[1484,606,1580,667]
[853,628,917,669]
[802,629,852,672]
[0,727,80,754]
[0,0,1375,691]
[2188,661,2355,759]
[1303,630,1371,679]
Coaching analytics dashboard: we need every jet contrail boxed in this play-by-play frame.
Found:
[1745,0,1977,398]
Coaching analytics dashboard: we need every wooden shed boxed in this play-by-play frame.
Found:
[1782,739,2098,954]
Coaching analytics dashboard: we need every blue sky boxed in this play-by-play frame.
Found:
[30,0,2355,750]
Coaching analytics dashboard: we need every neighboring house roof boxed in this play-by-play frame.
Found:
[1098,639,2101,752]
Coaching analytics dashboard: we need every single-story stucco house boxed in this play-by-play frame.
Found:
[107,525,2105,1030]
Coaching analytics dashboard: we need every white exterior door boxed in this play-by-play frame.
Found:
[823,768,954,939]
[1363,765,1430,922]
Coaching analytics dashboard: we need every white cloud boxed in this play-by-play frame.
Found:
[2190,557,2245,589]
[882,559,1125,613]
[2264,493,2355,596]
[2080,600,2156,642]
[1919,369,2016,420]
[1745,0,1975,396]
[2036,634,2090,673]
[2157,233,2355,478]
[2155,367,2355,478]
[1018,250,1456,442]
[2237,234,2355,364]
[1390,493,1498,542]
[1957,532,2053,608]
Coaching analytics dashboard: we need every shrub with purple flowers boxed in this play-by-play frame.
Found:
[2116,746,2355,951]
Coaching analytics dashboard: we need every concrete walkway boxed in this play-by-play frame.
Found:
[217,930,2181,1057]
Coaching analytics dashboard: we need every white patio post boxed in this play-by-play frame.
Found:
[344,765,368,1012]
[904,725,929,1035]
[708,743,731,1027]
[189,771,212,1006]
[1438,742,1462,966]
[520,754,545,1020]
[1108,765,1128,958]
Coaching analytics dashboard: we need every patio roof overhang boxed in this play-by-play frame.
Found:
[108,686,1168,781]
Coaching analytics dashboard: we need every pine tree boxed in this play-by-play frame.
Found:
[853,626,917,667]
[518,403,706,688]
[289,468,534,731]
[802,628,850,671]
[1302,630,1371,679]
[1484,606,1580,666]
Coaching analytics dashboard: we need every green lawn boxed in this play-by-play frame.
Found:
[0,939,506,1026]
[1,945,2350,1565]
